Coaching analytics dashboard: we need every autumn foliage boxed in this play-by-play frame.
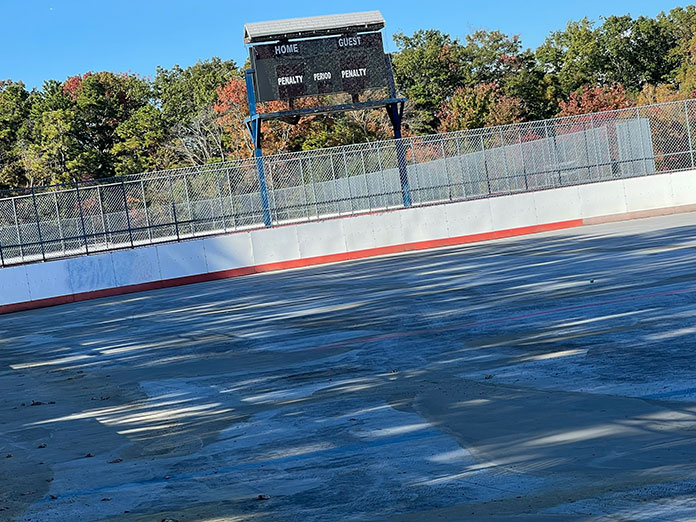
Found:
[557,84,632,117]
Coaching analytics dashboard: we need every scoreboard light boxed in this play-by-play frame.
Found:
[249,30,389,103]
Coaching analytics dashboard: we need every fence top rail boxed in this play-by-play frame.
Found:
[0,97,692,202]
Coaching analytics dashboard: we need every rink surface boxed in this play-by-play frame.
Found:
[3,212,696,521]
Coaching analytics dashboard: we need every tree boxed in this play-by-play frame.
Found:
[0,80,31,188]
[112,105,173,175]
[154,58,239,165]
[599,15,677,91]
[557,84,632,117]
[154,58,238,127]
[438,83,524,132]
[392,30,469,133]
[537,18,604,95]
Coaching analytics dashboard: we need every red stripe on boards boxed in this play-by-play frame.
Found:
[0,218,584,316]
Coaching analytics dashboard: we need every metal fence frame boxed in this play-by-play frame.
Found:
[0,98,693,268]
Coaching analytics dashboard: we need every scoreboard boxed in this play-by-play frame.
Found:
[250,32,389,102]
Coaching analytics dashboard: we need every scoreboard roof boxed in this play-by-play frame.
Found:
[243,11,385,44]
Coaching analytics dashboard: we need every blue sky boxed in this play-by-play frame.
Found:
[0,0,689,89]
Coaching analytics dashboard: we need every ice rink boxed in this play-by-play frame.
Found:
[3,212,696,521]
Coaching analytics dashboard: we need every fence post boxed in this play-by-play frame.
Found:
[359,149,371,211]
[375,143,387,208]
[53,191,65,255]
[213,170,227,233]
[30,187,46,261]
[480,134,491,195]
[299,158,313,218]
[12,197,23,260]
[440,139,453,201]
[73,182,90,255]
[96,185,108,249]
[140,180,152,242]
[329,153,340,215]
[635,107,648,175]
[226,169,237,230]
[167,174,180,241]
[408,139,417,203]
[589,113,602,180]
[342,149,354,213]
[119,177,134,247]
[684,100,695,169]
[0,232,4,267]
[518,129,529,191]
[182,172,194,236]
[454,134,467,197]
[499,128,511,192]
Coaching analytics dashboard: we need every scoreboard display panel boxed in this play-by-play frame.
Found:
[250,32,389,102]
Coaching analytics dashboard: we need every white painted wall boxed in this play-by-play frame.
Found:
[1,169,695,311]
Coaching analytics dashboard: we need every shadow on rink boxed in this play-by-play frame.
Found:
[3,213,696,521]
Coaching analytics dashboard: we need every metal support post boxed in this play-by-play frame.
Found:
[30,187,46,261]
[182,173,194,235]
[73,182,90,254]
[480,134,491,195]
[499,128,511,192]
[342,149,354,213]
[167,175,180,241]
[12,197,23,260]
[386,102,411,207]
[120,177,134,247]
[226,169,237,229]
[518,130,528,191]
[635,107,647,175]
[53,192,65,254]
[214,170,227,232]
[684,100,695,168]
[245,69,272,227]
[96,185,108,247]
[385,53,411,208]
[140,180,152,242]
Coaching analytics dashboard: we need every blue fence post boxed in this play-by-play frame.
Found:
[385,53,411,208]
[245,69,272,227]
[386,102,411,208]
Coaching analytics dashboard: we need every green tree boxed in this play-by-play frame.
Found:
[599,15,677,91]
[537,18,604,95]
[392,30,469,133]
[154,58,239,164]
[0,80,31,188]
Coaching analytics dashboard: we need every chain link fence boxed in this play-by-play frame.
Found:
[0,98,692,267]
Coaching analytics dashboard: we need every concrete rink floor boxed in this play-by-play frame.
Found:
[3,213,696,521]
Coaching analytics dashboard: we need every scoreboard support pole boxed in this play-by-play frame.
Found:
[386,55,411,208]
[245,69,273,228]
[386,101,411,208]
